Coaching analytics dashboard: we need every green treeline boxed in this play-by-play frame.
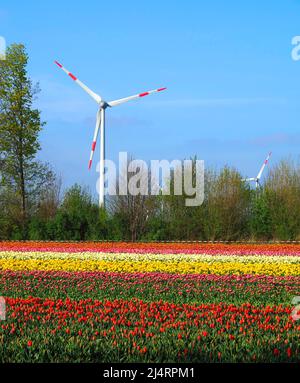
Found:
[2,162,300,241]
[1,44,300,242]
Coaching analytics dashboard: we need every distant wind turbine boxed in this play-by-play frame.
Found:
[54,61,166,208]
[243,152,272,189]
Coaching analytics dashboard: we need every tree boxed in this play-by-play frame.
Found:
[108,155,159,241]
[201,167,251,240]
[249,191,272,240]
[0,43,52,235]
[51,184,107,241]
[162,159,203,240]
[264,159,300,240]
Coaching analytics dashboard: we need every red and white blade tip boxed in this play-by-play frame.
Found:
[265,152,272,164]
[139,87,167,98]
[54,60,77,81]
[54,60,62,68]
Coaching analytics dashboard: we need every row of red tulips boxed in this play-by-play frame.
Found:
[1,241,300,255]
[1,296,299,362]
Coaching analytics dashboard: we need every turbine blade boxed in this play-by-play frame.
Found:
[243,178,256,182]
[108,87,167,107]
[88,109,101,170]
[256,152,272,180]
[54,61,102,104]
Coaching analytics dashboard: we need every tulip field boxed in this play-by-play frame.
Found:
[0,241,300,362]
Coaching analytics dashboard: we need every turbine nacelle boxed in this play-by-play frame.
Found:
[100,101,110,109]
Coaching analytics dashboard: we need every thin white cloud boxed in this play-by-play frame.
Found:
[108,115,151,128]
[250,133,300,146]
[146,97,288,108]
[189,132,300,149]
[34,75,94,122]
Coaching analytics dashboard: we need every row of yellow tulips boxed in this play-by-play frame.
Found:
[0,251,299,275]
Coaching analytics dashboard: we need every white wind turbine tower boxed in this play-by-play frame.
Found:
[54,61,166,208]
[243,152,272,189]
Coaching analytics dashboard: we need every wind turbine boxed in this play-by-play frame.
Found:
[243,152,272,189]
[54,61,166,208]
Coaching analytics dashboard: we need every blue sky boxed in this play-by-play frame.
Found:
[1,0,300,192]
